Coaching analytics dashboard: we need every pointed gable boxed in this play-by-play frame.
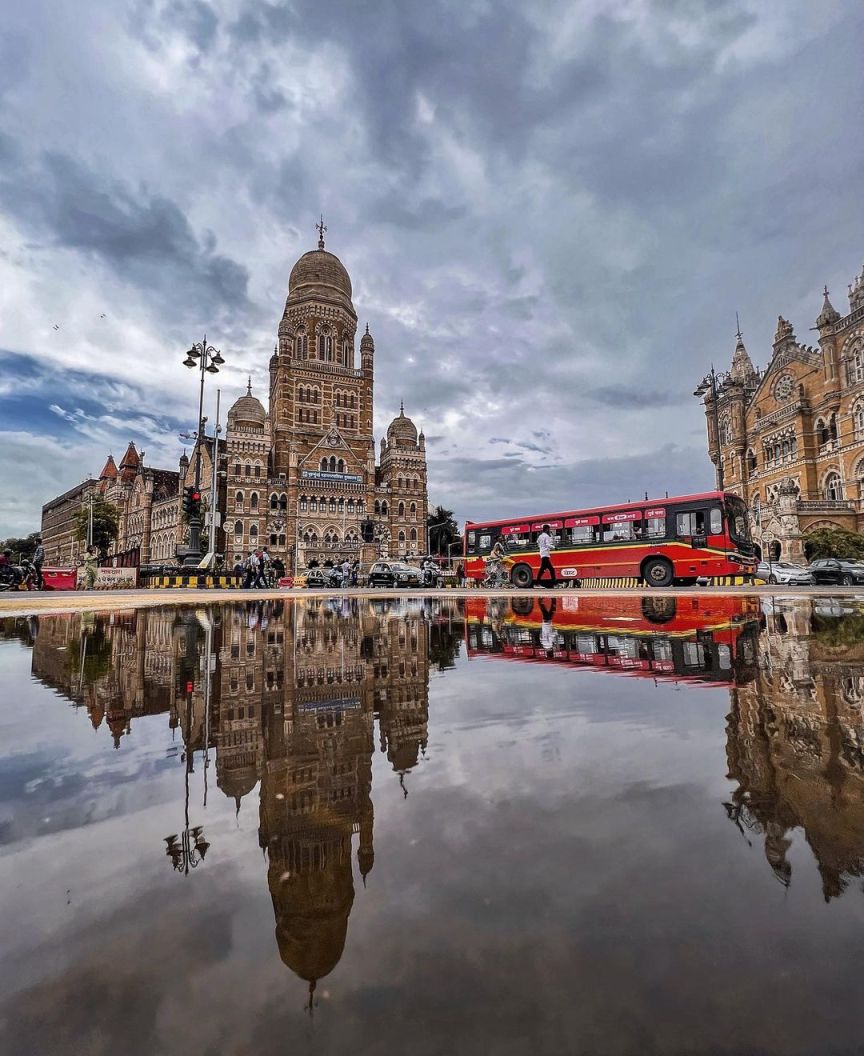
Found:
[119,442,140,482]
[99,454,118,480]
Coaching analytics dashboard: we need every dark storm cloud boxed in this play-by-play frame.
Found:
[0,0,862,533]
[0,149,251,324]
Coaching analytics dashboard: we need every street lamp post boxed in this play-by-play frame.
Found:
[693,366,725,492]
[182,335,225,565]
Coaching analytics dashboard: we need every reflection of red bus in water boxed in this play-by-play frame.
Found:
[465,594,761,685]
[464,490,757,588]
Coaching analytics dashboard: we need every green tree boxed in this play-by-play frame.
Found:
[0,531,40,561]
[426,504,461,556]
[803,527,864,561]
[75,496,120,559]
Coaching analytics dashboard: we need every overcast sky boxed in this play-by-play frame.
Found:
[1,0,863,536]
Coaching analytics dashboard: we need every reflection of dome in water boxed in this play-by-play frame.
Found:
[217,762,259,804]
[271,858,355,984]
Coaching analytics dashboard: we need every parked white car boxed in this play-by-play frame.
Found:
[756,561,812,585]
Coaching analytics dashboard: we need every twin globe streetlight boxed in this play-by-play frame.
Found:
[182,336,225,565]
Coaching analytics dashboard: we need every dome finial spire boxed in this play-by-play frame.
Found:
[246,375,252,396]
[316,214,327,250]
[400,400,404,415]
[735,311,742,342]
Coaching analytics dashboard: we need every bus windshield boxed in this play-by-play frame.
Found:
[725,495,753,552]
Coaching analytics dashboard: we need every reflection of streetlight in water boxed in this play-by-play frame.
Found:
[163,748,211,874]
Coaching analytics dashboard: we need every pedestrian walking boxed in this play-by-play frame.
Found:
[83,548,98,591]
[536,523,557,589]
[457,561,465,587]
[538,596,557,657]
[341,558,351,586]
[253,549,268,588]
[351,559,359,587]
[244,550,258,589]
[32,536,45,591]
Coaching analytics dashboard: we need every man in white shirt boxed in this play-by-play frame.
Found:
[536,523,556,588]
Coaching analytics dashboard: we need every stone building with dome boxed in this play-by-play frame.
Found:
[696,261,864,562]
[225,225,428,569]
[39,225,428,569]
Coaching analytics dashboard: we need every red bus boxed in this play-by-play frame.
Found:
[464,594,762,685]
[464,490,756,588]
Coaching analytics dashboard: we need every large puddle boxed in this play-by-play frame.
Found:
[3,593,864,1054]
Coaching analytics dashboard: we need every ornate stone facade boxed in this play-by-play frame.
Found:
[697,262,864,560]
[40,229,429,568]
[228,229,428,568]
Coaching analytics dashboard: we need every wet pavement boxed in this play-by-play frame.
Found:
[2,593,864,1055]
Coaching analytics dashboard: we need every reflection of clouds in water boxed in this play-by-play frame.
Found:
[3,597,864,1051]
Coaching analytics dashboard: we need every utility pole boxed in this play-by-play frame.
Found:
[207,389,221,566]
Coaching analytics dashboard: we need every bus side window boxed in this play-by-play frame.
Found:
[676,510,706,537]
[467,531,476,554]
[478,533,493,553]
[570,526,596,546]
[645,516,666,538]
[709,507,723,534]
[507,532,529,550]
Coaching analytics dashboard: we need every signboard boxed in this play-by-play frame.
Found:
[301,470,363,484]
[603,511,641,524]
[564,515,600,527]
[501,523,531,535]
[531,520,563,530]
[645,507,665,518]
[94,567,138,590]
[299,697,361,713]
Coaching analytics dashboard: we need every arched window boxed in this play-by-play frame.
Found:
[309,497,317,512]
[295,329,307,357]
[329,498,336,513]
[250,493,259,511]
[374,501,381,515]
[234,520,243,538]
[410,502,417,519]
[337,459,345,474]
[381,500,388,515]
[320,457,328,472]
[347,500,355,515]
[398,501,405,518]
[397,476,404,490]
[329,456,337,472]
[855,401,864,439]
[279,534,286,546]
[270,493,278,510]
[357,500,364,514]
[234,462,241,476]
[244,462,251,477]
[719,414,732,445]
[254,463,261,478]
[823,472,843,501]
[279,494,287,511]
[300,495,308,512]
[398,530,406,545]
[850,345,864,385]
[235,491,243,509]
[250,524,258,539]
[410,527,417,542]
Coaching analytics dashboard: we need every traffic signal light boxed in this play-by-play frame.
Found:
[182,486,202,518]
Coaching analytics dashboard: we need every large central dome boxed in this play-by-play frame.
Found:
[288,247,354,315]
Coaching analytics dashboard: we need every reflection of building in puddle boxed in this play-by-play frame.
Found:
[465,594,762,685]
[23,598,442,1000]
[726,598,864,899]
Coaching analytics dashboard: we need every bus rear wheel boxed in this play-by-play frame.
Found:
[642,557,674,588]
[510,563,533,589]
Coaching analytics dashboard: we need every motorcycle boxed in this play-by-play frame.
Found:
[0,559,36,592]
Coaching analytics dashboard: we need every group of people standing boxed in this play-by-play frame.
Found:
[233,548,285,589]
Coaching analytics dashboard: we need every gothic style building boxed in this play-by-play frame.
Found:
[40,228,428,568]
[225,226,428,568]
[697,261,864,561]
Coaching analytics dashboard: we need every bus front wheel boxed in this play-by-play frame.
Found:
[642,558,674,588]
[510,563,533,589]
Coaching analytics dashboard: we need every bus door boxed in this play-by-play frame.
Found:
[672,501,724,576]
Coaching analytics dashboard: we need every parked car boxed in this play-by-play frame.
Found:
[304,566,344,588]
[756,561,812,585]
[367,560,424,588]
[808,558,864,586]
